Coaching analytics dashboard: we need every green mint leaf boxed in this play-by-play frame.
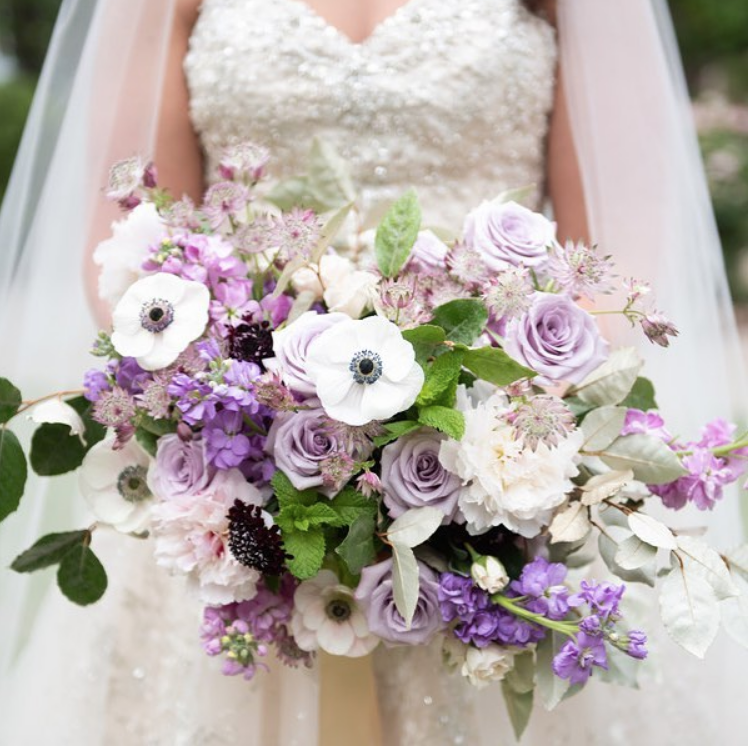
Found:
[303,503,347,528]
[0,428,28,523]
[283,528,326,580]
[57,544,108,606]
[402,325,447,365]
[336,513,377,575]
[0,378,22,424]
[372,420,421,448]
[272,471,319,509]
[11,530,89,573]
[416,350,464,408]
[375,189,422,277]
[462,346,535,386]
[329,487,377,525]
[418,405,465,441]
[430,299,488,346]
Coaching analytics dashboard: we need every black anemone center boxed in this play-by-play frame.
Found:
[349,350,383,385]
[326,598,352,622]
[149,307,165,323]
[116,465,151,503]
[358,358,374,375]
[140,298,175,333]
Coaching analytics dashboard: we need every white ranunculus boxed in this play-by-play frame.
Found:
[111,273,210,371]
[291,570,379,657]
[79,435,153,534]
[305,315,424,426]
[439,387,583,537]
[471,555,510,594]
[94,202,165,309]
[291,254,378,319]
[461,644,515,689]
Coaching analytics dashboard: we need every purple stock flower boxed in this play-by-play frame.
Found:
[204,410,254,469]
[115,357,151,394]
[169,373,217,426]
[210,280,261,329]
[355,559,444,645]
[503,292,609,386]
[698,418,736,449]
[510,557,570,621]
[624,630,648,660]
[570,580,624,622]
[83,369,111,402]
[438,573,490,623]
[552,632,608,685]
[653,449,735,511]
[621,409,672,441]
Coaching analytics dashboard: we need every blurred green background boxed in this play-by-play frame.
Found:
[0,0,747,299]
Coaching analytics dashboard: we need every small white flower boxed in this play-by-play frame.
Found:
[291,570,379,657]
[94,203,165,308]
[306,315,424,426]
[439,387,583,537]
[292,254,378,319]
[471,555,509,594]
[111,273,210,371]
[461,644,515,688]
[79,435,153,534]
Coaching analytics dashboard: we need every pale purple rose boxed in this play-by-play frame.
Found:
[504,292,609,385]
[463,199,556,271]
[408,230,449,270]
[264,311,349,396]
[148,434,215,500]
[380,428,462,523]
[354,558,444,645]
[265,407,350,493]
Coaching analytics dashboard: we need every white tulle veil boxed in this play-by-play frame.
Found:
[0,0,745,742]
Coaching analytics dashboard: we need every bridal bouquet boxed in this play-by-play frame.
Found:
[2,141,748,738]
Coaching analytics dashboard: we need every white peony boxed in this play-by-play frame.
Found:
[439,387,583,537]
[306,315,424,426]
[461,644,515,689]
[94,202,165,309]
[111,273,210,371]
[152,468,264,604]
[291,253,378,319]
[291,570,379,657]
[79,435,153,534]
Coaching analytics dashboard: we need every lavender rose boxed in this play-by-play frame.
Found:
[264,311,349,396]
[380,428,462,523]
[408,230,449,270]
[463,199,556,271]
[147,434,215,500]
[354,558,444,645]
[265,406,351,493]
[504,292,608,385]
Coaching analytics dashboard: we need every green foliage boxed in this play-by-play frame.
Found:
[0,76,35,202]
[430,300,488,346]
[57,544,108,606]
[401,325,446,365]
[283,529,326,580]
[374,189,422,277]
[335,512,377,575]
[462,347,535,386]
[417,405,465,440]
[620,377,658,411]
[416,349,464,408]
[0,428,27,522]
[373,420,421,448]
[0,377,22,423]
[11,530,89,572]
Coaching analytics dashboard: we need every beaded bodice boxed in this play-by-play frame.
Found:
[185,0,557,230]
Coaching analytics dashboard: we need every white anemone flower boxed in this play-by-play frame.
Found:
[291,570,379,657]
[305,315,424,426]
[111,273,210,371]
[79,435,153,534]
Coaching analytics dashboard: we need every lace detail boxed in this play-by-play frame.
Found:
[185,0,557,228]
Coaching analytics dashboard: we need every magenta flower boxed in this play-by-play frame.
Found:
[621,409,672,441]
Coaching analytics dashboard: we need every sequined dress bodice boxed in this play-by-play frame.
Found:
[185,0,557,229]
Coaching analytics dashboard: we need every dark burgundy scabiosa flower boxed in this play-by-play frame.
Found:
[227,500,287,575]
[228,316,274,367]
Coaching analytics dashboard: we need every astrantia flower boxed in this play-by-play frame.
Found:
[79,435,153,533]
[106,156,156,206]
[439,387,583,537]
[482,266,533,320]
[547,240,615,300]
[228,500,287,575]
[152,468,263,604]
[273,208,321,262]
[93,202,165,308]
[111,273,210,371]
[305,315,425,426]
[218,141,270,182]
[552,632,608,685]
[253,371,298,411]
[509,395,576,450]
[203,181,250,229]
[446,241,489,289]
[92,386,136,428]
[232,217,277,255]
[640,312,679,348]
[291,570,379,657]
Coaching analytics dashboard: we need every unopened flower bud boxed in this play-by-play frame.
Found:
[177,422,194,442]
[640,313,678,348]
[470,555,509,594]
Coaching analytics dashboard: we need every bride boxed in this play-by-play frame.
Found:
[0,0,746,743]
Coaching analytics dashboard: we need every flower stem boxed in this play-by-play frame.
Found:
[490,594,579,636]
[13,390,85,419]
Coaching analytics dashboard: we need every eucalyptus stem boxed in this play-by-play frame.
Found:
[14,390,85,419]
[491,594,579,637]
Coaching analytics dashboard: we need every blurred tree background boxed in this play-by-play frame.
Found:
[0,0,747,298]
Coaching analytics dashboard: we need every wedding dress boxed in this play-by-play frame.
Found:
[0,1,746,744]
